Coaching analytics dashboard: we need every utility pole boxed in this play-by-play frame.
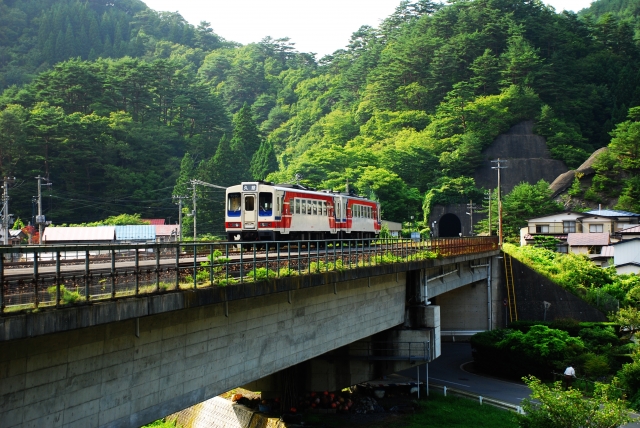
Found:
[173,195,188,241]
[485,189,492,236]
[192,184,197,241]
[2,177,15,245]
[491,159,508,247]
[35,176,51,244]
[466,200,477,236]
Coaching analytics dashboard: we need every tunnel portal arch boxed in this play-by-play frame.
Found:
[438,213,462,237]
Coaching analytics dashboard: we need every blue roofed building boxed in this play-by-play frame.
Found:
[114,225,156,243]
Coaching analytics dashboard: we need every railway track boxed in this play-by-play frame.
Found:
[0,237,499,312]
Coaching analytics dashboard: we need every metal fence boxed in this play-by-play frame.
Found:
[0,236,498,313]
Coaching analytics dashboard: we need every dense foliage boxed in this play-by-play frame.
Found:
[519,376,630,428]
[471,320,633,382]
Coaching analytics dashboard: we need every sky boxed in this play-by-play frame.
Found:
[142,0,596,58]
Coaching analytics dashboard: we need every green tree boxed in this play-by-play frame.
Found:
[250,140,278,181]
[519,376,630,428]
[476,180,562,239]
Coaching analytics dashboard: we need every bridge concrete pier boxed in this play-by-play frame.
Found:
[243,306,441,396]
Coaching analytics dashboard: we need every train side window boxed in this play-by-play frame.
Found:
[302,200,306,215]
[259,192,272,215]
[228,193,241,212]
[322,201,327,216]
[336,200,340,219]
[295,199,300,215]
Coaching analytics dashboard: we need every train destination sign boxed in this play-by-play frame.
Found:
[242,184,257,191]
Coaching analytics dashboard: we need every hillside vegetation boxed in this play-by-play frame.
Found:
[1,0,640,232]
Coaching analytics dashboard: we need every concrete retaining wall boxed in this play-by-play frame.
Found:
[510,257,607,322]
[0,273,406,428]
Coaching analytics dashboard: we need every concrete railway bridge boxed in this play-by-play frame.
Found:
[0,237,502,427]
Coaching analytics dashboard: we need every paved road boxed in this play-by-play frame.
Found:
[401,342,531,405]
[400,342,640,427]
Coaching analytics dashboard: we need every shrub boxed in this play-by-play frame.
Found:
[248,267,278,281]
[583,353,611,379]
[519,376,630,428]
[47,285,83,305]
[498,325,585,375]
[578,326,619,354]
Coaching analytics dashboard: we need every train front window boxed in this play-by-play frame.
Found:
[259,192,273,216]
[245,195,255,211]
[228,193,241,216]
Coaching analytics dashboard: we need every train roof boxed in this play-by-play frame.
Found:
[227,182,374,201]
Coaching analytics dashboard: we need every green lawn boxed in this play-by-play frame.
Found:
[406,393,519,428]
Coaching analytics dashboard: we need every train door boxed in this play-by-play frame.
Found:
[243,193,257,229]
[330,197,338,234]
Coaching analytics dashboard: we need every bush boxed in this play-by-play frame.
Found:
[582,353,611,379]
[578,326,619,354]
[47,285,83,305]
[472,326,586,379]
[519,376,630,428]
[618,350,640,410]
[498,325,585,376]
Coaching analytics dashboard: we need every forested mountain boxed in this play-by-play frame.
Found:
[0,0,228,89]
[580,0,640,38]
[2,0,640,234]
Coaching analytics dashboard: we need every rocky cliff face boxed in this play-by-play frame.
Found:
[472,121,569,194]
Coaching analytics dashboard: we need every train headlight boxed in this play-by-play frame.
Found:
[259,222,274,228]
[225,222,241,228]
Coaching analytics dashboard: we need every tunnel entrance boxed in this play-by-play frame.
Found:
[438,213,462,237]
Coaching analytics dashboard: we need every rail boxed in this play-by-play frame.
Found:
[428,384,524,413]
[0,236,498,314]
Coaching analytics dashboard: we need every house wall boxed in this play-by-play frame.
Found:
[616,265,640,275]
[570,246,589,255]
[580,217,614,234]
[614,242,640,265]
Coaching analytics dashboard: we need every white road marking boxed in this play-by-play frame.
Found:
[430,378,470,387]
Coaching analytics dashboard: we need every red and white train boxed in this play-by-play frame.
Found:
[225,182,381,242]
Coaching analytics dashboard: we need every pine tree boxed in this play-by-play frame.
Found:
[88,16,101,53]
[64,24,76,59]
[78,25,89,59]
[173,153,195,203]
[250,140,278,181]
[113,22,123,57]
[54,30,65,62]
[103,35,113,58]
[231,103,262,157]
[212,134,249,186]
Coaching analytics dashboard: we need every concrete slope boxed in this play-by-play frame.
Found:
[507,256,607,322]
